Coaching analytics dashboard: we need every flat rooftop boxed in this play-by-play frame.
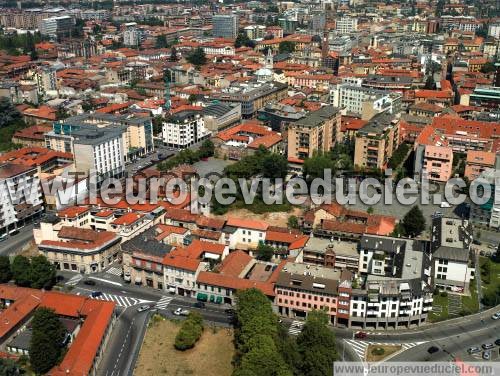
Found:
[283,262,341,280]
[304,237,359,257]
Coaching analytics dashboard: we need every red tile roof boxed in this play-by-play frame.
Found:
[57,206,89,219]
[112,212,144,226]
[226,217,268,231]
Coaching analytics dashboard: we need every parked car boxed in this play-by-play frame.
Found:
[354,331,367,339]
[91,291,102,298]
[491,312,500,320]
[482,343,495,350]
[137,305,150,312]
[440,201,451,208]
[123,271,131,283]
[173,308,190,316]
[427,346,439,354]
[494,339,500,346]
[193,302,205,309]
[225,308,235,315]
[483,351,491,360]
[467,347,481,354]
[83,279,96,286]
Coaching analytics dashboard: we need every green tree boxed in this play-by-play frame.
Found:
[11,255,31,287]
[30,255,56,289]
[303,151,334,182]
[287,215,299,229]
[296,310,337,376]
[240,334,292,376]
[170,46,179,61]
[261,153,288,179]
[198,139,215,159]
[29,308,66,374]
[174,312,204,350]
[256,242,274,261]
[0,358,21,375]
[0,97,23,128]
[0,256,12,283]
[235,32,252,48]
[480,62,495,74]
[155,34,168,49]
[186,47,207,66]
[424,75,436,90]
[279,41,295,53]
[401,206,426,237]
[188,93,197,104]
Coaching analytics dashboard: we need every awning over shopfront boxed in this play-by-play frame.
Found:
[197,293,208,301]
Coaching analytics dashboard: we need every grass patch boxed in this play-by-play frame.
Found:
[461,279,479,315]
[365,344,402,362]
[135,319,234,376]
[428,293,449,322]
[479,256,500,306]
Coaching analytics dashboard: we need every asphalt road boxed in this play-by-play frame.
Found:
[0,224,35,256]
[62,273,232,376]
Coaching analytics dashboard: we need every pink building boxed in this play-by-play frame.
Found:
[275,262,343,324]
[414,125,454,182]
[464,150,496,181]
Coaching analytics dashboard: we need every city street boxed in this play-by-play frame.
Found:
[0,224,35,255]
[59,271,232,376]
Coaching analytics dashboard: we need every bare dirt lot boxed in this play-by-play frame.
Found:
[135,316,234,376]
[214,207,304,228]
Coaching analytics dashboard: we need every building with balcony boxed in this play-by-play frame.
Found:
[0,163,43,236]
[213,14,239,39]
[353,113,399,170]
[287,106,341,161]
[413,126,454,183]
[162,109,211,149]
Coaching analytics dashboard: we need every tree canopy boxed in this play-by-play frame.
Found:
[186,47,207,66]
[10,255,56,289]
[29,308,66,374]
[256,242,274,261]
[0,256,12,283]
[401,205,426,237]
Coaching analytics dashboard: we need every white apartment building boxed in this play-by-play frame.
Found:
[330,80,401,119]
[431,217,474,292]
[71,126,125,182]
[123,22,140,47]
[0,164,43,236]
[350,278,433,329]
[224,217,268,250]
[162,110,211,149]
[201,44,235,56]
[336,16,358,34]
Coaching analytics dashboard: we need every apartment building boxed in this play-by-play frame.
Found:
[163,240,225,296]
[224,217,269,251]
[330,80,401,120]
[296,237,359,271]
[40,16,75,38]
[469,161,500,229]
[71,126,125,182]
[213,14,239,39]
[287,106,341,160]
[275,262,346,324]
[0,8,66,29]
[211,81,288,118]
[349,278,433,329]
[0,163,43,236]
[50,114,155,161]
[37,221,121,273]
[430,217,474,292]
[162,109,211,149]
[464,150,496,181]
[202,102,241,132]
[353,113,399,170]
[336,16,358,34]
[413,126,454,183]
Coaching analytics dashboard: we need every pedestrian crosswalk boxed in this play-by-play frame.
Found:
[93,292,143,308]
[155,296,174,310]
[105,267,122,276]
[66,274,83,286]
[344,339,424,361]
[288,320,305,336]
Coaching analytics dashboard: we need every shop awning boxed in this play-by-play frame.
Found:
[215,296,223,304]
[197,293,208,301]
[209,295,215,303]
